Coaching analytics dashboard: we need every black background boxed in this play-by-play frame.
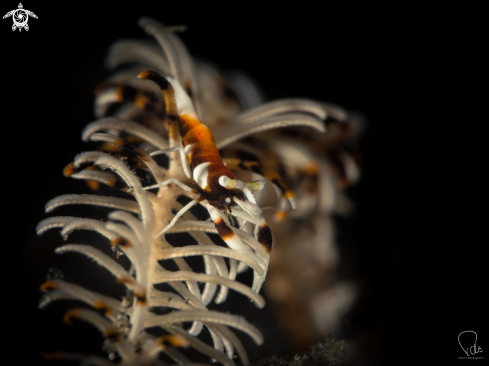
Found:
[3,1,486,365]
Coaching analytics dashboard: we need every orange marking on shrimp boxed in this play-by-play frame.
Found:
[178,114,237,190]
[180,114,216,144]
[190,142,227,170]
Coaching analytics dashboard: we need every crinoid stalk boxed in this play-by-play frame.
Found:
[37,17,363,366]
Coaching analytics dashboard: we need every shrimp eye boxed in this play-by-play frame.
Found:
[245,180,265,192]
[219,176,237,189]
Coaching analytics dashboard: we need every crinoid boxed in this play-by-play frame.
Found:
[37,17,362,366]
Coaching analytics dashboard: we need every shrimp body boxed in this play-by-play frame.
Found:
[139,70,272,293]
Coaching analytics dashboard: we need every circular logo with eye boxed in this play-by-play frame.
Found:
[3,3,38,32]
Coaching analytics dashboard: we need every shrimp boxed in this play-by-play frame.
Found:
[139,70,272,293]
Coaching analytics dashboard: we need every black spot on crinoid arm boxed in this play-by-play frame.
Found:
[142,70,170,90]
[214,216,235,240]
[167,114,178,121]
[250,164,263,175]
[235,149,260,163]
[258,224,273,253]
[271,178,286,193]
[120,85,137,101]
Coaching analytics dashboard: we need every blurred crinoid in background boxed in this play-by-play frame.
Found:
[253,103,364,351]
[36,17,363,365]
